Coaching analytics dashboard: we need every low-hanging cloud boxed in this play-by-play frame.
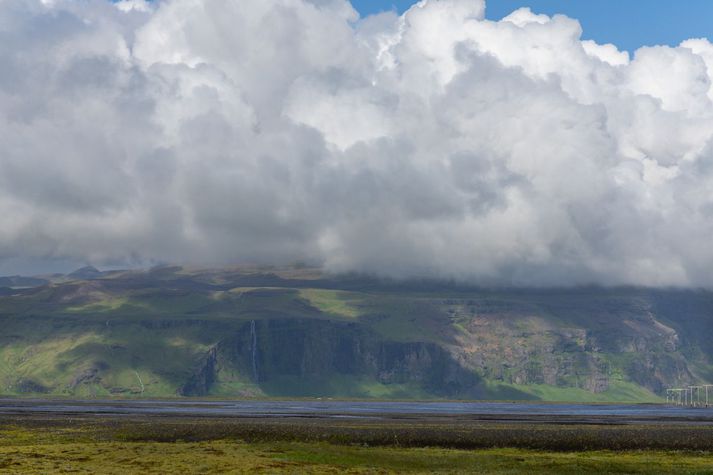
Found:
[3,0,713,286]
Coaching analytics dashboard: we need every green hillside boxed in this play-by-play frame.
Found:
[0,265,710,402]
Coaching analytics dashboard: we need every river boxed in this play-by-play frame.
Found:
[1,399,712,424]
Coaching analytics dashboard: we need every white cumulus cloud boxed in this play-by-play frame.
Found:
[2,0,713,287]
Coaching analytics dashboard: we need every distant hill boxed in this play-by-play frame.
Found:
[0,275,48,288]
[0,265,710,401]
[67,266,103,280]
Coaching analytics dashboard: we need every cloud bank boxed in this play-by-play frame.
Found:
[2,0,713,286]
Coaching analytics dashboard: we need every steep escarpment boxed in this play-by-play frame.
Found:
[178,346,218,397]
[181,319,484,398]
[0,266,711,401]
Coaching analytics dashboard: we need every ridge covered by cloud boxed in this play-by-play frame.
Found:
[2,0,713,286]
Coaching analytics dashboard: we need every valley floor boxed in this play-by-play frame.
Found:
[2,414,713,474]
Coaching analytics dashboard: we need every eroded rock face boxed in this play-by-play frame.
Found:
[68,362,108,389]
[177,347,218,396]
[15,378,49,394]
[443,299,693,393]
[175,292,701,397]
[2,274,710,399]
[183,319,481,397]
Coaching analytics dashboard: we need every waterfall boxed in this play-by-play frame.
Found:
[250,320,259,382]
[134,370,145,396]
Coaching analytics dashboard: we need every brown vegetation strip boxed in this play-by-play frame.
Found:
[4,413,713,451]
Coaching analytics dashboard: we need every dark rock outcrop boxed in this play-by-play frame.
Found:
[182,319,481,397]
[15,379,49,394]
[177,346,218,396]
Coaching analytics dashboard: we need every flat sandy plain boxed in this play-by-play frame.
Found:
[1,399,713,474]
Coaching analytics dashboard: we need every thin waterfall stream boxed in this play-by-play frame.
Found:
[250,320,259,382]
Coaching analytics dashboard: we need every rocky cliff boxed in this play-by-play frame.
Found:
[179,319,481,397]
[0,266,710,401]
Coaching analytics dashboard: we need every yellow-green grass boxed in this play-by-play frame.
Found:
[0,333,102,393]
[0,325,218,396]
[1,426,712,474]
[65,296,151,314]
[298,289,364,319]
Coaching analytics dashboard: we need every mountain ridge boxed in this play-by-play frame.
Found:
[0,265,710,401]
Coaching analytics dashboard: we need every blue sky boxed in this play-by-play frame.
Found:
[352,0,713,52]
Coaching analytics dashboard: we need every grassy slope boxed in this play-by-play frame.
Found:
[0,318,223,397]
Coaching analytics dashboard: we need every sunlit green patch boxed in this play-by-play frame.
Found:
[298,289,364,319]
[65,297,151,314]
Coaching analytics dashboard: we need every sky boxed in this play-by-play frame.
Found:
[354,0,713,52]
[5,0,713,287]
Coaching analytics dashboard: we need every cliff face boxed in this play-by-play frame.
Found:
[0,267,711,401]
[174,306,695,399]
[444,299,694,394]
[181,319,482,398]
[178,346,217,397]
[452,321,690,394]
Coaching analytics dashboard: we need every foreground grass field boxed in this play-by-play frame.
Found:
[2,415,713,474]
[3,437,713,474]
